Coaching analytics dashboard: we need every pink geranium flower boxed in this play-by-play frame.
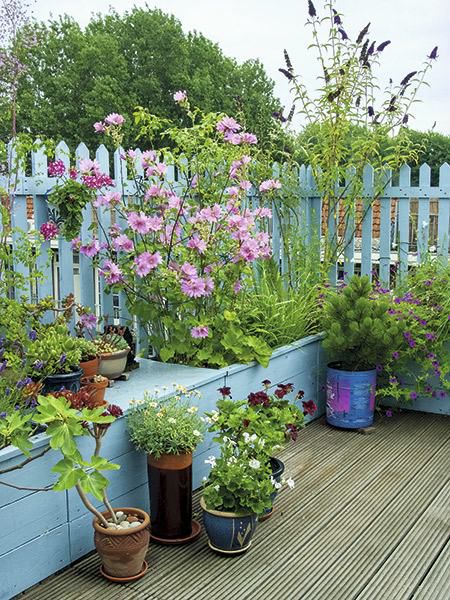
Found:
[240,132,258,144]
[239,238,260,262]
[181,262,197,278]
[134,252,162,277]
[40,222,59,241]
[146,163,167,177]
[191,326,209,338]
[94,191,121,207]
[48,160,66,177]
[180,277,206,298]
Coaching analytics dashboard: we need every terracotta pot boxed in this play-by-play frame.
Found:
[81,377,108,407]
[98,348,130,380]
[80,357,99,379]
[147,453,199,544]
[93,507,150,581]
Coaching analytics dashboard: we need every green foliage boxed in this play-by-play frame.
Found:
[48,179,95,241]
[0,407,34,454]
[27,325,82,376]
[322,276,403,370]
[93,333,129,354]
[377,261,450,403]
[9,9,280,149]
[202,440,275,515]
[127,387,205,458]
[77,338,97,362]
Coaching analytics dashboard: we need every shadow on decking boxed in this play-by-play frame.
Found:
[20,412,450,600]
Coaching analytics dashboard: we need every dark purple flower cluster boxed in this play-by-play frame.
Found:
[248,390,270,406]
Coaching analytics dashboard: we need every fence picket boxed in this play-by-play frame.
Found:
[343,167,356,281]
[379,169,392,286]
[397,164,411,281]
[437,163,450,261]
[361,164,374,279]
[417,163,431,264]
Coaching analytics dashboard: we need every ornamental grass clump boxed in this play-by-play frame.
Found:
[127,386,205,458]
[322,275,403,371]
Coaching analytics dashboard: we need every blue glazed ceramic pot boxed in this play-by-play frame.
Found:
[326,362,377,429]
[43,369,83,394]
[200,497,257,555]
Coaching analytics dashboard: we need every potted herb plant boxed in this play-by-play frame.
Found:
[27,325,84,393]
[201,436,280,555]
[322,275,403,428]
[0,392,150,582]
[94,333,130,380]
[127,386,205,544]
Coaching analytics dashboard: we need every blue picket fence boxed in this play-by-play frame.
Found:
[2,140,450,320]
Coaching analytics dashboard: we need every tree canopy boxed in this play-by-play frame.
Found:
[4,7,280,149]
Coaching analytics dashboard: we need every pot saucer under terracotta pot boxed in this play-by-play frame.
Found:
[93,507,150,582]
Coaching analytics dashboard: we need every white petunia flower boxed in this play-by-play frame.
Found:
[286,477,295,489]
[214,485,220,491]
[204,456,217,467]
[193,430,202,437]
[249,459,261,469]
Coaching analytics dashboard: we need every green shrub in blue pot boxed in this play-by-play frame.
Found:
[322,276,403,429]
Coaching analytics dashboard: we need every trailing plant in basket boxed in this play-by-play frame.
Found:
[127,385,205,458]
[322,275,403,371]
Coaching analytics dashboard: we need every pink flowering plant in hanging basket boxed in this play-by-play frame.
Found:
[64,96,281,367]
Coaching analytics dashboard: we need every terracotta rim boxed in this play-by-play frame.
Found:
[147,452,192,470]
[81,377,108,389]
[100,560,148,583]
[80,357,98,367]
[99,348,130,360]
[200,496,254,519]
[93,507,150,536]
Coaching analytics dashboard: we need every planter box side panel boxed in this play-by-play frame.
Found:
[0,524,70,600]
[381,395,450,416]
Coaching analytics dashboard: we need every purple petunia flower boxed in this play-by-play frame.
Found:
[410,391,418,400]
[0,412,7,418]
[16,377,32,389]
[392,351,399,360]
[28,330,37,341]
[59,353,67,366]
[385,409,393,417]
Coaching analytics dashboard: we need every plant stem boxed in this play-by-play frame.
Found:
[75,483,109,528]
[0,445,51,475]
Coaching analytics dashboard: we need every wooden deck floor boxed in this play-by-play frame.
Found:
[21,411,450,600]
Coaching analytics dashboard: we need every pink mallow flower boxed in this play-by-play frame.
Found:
[233,281,242,294]
[259,179,282,192]
[146,163,167,177]
[181,262,197,278]
[79,313,97,330]
[141,150,157,168]
[48,160,66,177]
[94,191,121,207]
[239,238,260,262]
[40,222,59,241]
[191,326,209,339]
[93,121,106,133]
[240,132,258,144]
[173,90,187,103]
[79,239,101,258]
[134,252,162,277]
[217,116,241,134]
[105,113,125,126]
[187,236,207,254]
[100,260,123,284]
[128,212,154,234]
[181,277,206,298]
[113,234,134,253]
[71,237,81,250]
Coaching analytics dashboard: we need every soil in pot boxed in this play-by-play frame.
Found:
[93,507,150,581]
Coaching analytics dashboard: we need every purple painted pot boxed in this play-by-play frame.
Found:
[326,363,376,429]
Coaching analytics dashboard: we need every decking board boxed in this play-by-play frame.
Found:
[19,412,450,600]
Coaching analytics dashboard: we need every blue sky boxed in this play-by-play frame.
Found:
[33,0,450,134]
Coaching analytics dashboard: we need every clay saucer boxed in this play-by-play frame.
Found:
[150,519,201,545]
[100,560,148,583]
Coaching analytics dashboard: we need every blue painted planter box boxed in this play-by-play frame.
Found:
[0,333,325,599]
[381,393,450,416]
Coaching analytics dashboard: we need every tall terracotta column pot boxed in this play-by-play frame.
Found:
[147,453,201,544]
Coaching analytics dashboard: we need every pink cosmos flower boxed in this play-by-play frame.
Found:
[191,326,209,338]
[226,186,240,198]
[197,204,222,223]
[134,252,162,277]
[113,234,134,253]
[127,149,137,160]
[254,207,272,218]
[127,211,153,234]
[48,160,66,177]
[173,90,187,103]
[105,113,125,126]
[217,116,241,134]
[101,260,123,284]
[40,222,59,241]
[187,236,207,254]
[79,239,101,258]
[93,121,106,133]
[259,179,282,192]
[181,262,197,278]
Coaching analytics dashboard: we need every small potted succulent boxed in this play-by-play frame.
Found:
[127,385,205,544]
[27,325,83,393]
[94,333,130,380]
[78,338,99,378]
[0,392,150,582]
[201,436,283,555]
[210,382,313,520]
[80,374,109,407]
[322,275,403,429]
